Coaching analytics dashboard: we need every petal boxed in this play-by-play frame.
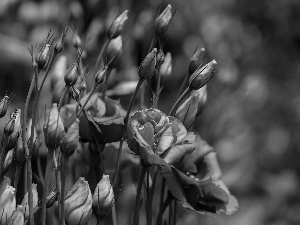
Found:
[138,122,155,149]
[162,143,196,164]
[156,126,174,155]
[168,117,187,144]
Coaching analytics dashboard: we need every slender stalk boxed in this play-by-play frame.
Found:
[26,156,35,225]
[77,84,97,118]
[0,139,7,182]
[41,149,54,225]
[36,150,44,187]
[156,178,166,225]
[168,87,191,116]
[111,206,117,225]
[176,74,188,99]
[173,201,177,225]
[102,68,112,102]
[60,154,69,225]
[113,79,144,186]
[14,165,22,195]
[168,200,173,225]
[146,169,151,225]
[95,39,109,71]
[147,168,158,225]
[133,165,146,225]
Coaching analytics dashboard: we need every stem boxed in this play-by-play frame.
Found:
[60,154,69,225]
[176,74,188,99]
[58,86,70,111]
[0,139,7,182]
[157,178,166,225]
[36,150,44,187]
[154,65,162,108]
[113,79,144,186]
[147,168,158,225]
[133,165,146,225]
[41,149,54,225]
[14,165,22,196]
[111,206,117,225]
[95,39,109,71]
[168,200,173,225]
[77,84,97,118]
[102,68,112,102]
[146,169,151,225]
[26,157,35,225]
[173,201,177,225]
[168,87,191,116]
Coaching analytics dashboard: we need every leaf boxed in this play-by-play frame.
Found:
[175,95,198,129]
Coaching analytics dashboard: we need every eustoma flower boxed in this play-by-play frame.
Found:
[127,108,196,165]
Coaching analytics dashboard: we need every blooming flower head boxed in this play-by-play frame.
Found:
[127,108,196,165]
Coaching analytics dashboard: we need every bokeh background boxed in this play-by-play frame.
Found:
[1,0,300,225]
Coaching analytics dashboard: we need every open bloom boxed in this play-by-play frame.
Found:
[0,185,16,224]
[127,108,196,165]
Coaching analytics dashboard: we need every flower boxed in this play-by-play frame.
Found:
[8,205,25,225]
[93,174,114,218]
[127,108,196,165]
[0,184,16,224]
[154,4,173,36]
[21,184,38,220]
[64,177,92,225]
[43,104,65,150]
[3,109,21,150]
[107,10,129,39]
[60,119,79,157]
[139,48,157,80]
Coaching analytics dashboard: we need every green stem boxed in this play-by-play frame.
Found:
[58,86,70,111]
[133,165,146,225]
[157,178,166,225]
[173,201,177,225]
[95,39,109,71]
[176,74,188,100]
[36,150,44,187]
[60,154,69,225]
[41,149,54,225]
[168,200,173,225]
[0,139,7,183]
[14,165,22,196]
[102,68,112,102]
[26,156,35,225]
[113,79,144,187]
[147,168,158,225]
[146,169,151,225]
[168,87,191,116]
[77,83,97,118]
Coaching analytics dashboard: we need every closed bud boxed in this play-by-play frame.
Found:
[189,60,217,90]
[95,66,107,85]
[60,119,79,157]
[65,178,92,225]
[54,23,73,54]
[106,35,123,68]
[93,174,114,218]
[139,48,157,80]
[0,185,16,225]
[3,150,13,176]
[73,33,82,49]
[21,184,38,220]
[154,4,173,36]
[4,109,21,150]
[0,95,11,118]
[158,52,172,86]
[8,205,25,225]
[43,104,65,150]
[64,51,82,87]
[107,10,129,39]
[36,31,56,70]
[14,136,25,166]
[188,48,206,75]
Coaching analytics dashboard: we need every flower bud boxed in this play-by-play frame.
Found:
[55,23,72,54]
[60,119,79,157]
[21,183,38,220]
[191,85,207,116]
[0,185,16,224]
[106,35,123,68]
[8,205,25,225]
[3,150,13,176]
[51,56,67,103]
[93,174,114,218]
[107,10,129,39]
[65,178,92,225]
[73,33,82,49]
[188,48,206,75]
[139,48,157,80]
[36,31,56,70]
[95,66,107,85]
[14,136,25,166]
[0,95,10,118]
[4,109,21,150]
[64,51,82,87]
[43,104,65,150]
[189,60,217,90]
[154,4,173,36]
[158,52,172,86]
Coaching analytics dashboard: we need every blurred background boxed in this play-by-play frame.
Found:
[1,0,300,225]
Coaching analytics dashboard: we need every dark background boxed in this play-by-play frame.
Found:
[1,0,300,224]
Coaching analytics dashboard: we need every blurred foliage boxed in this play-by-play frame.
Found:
[1,0,300,225]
